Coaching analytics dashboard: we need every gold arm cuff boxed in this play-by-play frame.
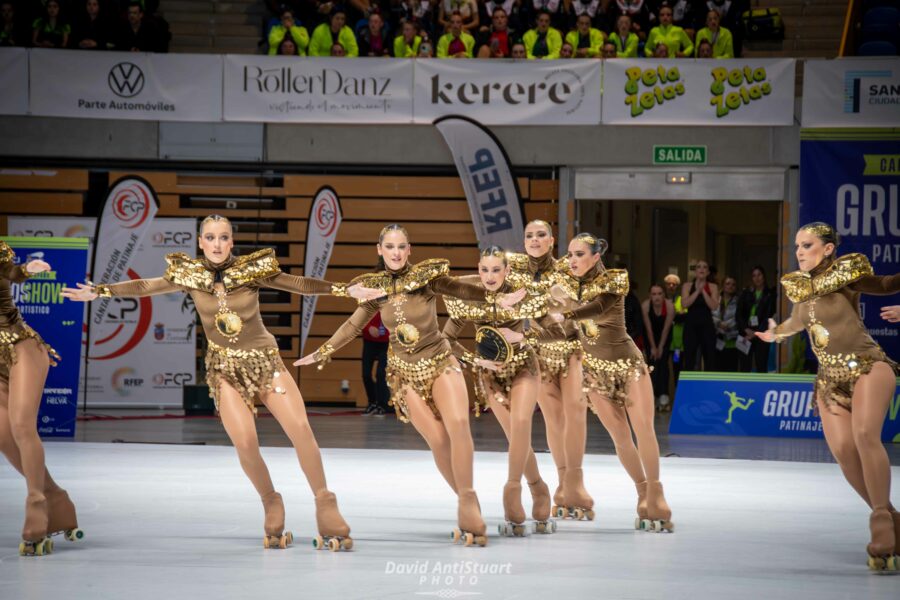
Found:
[93,284,112,298]
[315,343,336,370]
[19,264,32,279]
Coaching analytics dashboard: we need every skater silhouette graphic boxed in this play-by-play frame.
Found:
[724,391,755,424]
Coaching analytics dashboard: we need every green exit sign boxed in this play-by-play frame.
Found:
[653,145,707,165]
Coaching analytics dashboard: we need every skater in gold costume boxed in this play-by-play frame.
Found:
[757,222,900,570]
[63,215,379,552]
[1,241,82,556]
[295,225,525,547]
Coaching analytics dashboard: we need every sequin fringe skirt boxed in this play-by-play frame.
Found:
[536,340,582,383]
[471,349,539,414]
[0,324,60,383]
[205,342,286,416]
[813,350,899,411]
[386,350,461,423]
[582,355,649,409]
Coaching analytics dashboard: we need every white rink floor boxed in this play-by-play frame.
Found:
[1,443,898,600]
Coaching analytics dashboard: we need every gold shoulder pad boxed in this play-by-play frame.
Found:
[505,252,529,271]
[599,269,630,296]
[780,270,812,303]
[0,241,13,265]
[812,253,873,297]
[164,253,213,292]
[401,259,450,292]
[222,248,281,289]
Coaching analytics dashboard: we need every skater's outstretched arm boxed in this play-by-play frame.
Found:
[295,301,380,367]
[431,276,527,308]
[0,242,49,282]
[557,292,619,321]
[260,272,383,301]
[441,317,479,366]
[848,272,900,296]
[62,278,180,301]
[755,303,804,343]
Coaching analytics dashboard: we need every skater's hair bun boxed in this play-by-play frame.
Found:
[526,220,553,236]
[199,214,232,233]
[800,222,841,248]
[479,245,508,265]
[378,223,409,244]
[573,233,608,256]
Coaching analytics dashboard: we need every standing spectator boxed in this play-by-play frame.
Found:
[523,9,561,58]
[695,38,711,57]
[309,8,359,56]
[681,260,719,371]
[510,39,527,57]
[32,0,69,48]
[642,284,674,411]
[644,2,692,57]
[267,7,309,55]
[1,1,29,47]
[565,13,603,57]
[736,265,775,373]
[393,18,422,56]
[71,0,113,50]
[358,10,392,55]
[694,8,732,57]
[115,1,162,52]
[664,273,687,379]
[361,313,391,416]
[475,6,516,58]
[615,0,652,34]
[713,276,739,371]
[436,11,474,57]
[625,277,645,349]
[608,13,638,56]
[600,39,616,57]
[438,0,479,33]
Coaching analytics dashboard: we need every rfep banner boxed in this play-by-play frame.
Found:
[799,131,900,361]
[414,58,601,125]
[2,237,88,438]
[602,58,795,125]
[802,58,900,128]
[0,48,28,116]
[301,187,342,354]
[435,116,524,249]
[669,372,900,442]
[29,48,222,121]
[224,55,413,123]
[85,219,196,407]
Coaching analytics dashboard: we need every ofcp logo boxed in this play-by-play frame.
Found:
[108,62,145,98]
[312,188,339,236]
[109,179,154,229]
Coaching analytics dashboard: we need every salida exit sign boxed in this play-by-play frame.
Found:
[653,145,707,165]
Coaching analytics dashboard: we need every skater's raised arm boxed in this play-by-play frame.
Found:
[295,301,381,368]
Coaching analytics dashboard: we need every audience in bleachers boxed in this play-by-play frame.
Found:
[358,9,391,55]
[32,0,69,48]
[0,1,29,46]
[565,12,604,57]
[268,6,309,54]
[475,5,516,58]
[523,9,562,58]
[436,10,474,57]
[71,0,114,50]
[308,7,359,55]
[115,1,166,52]
[644,2,692,57]
[393,17,422,55]
[694,8,732,58]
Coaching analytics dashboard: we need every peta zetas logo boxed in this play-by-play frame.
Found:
[108,63,145,98]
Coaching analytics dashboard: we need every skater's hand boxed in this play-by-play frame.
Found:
[293,353,317,367]
[348,284,384,301]
[475,358,502,371]
[754,318,777,343]
[498,327,524,344]
[25,259,51,274]
[61,282,97,302]
[498,287,527,310]
[881,305,900,323]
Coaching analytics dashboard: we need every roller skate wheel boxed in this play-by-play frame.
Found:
[585,510,596,521]
[262,536,271,549]
[65,528,85,542]
[463,532,474,546]
[279,535,289,549]
[340,537,353,551]
[554,506,566,519]
[497,523,506,536]
[327,538,340,552]
[312,535,324,550]
[639,518,651,531]
[573,508,584,520]
[474,535,488,547]
[284,531,293,545]
[451,528,461,543]
[512,524,526,537]
[18,541,26,556]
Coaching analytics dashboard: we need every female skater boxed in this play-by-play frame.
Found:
[442,246,558,536]
[1,241,82,556]
[505,220,589,520]
[757,222,899,569]
[63,215,378,552]
[295,225,525,547]
[548,233,673,532]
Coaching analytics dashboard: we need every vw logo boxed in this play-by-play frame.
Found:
[108,62,145,98]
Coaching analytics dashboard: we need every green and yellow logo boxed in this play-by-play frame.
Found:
[724,390,755,424]
[625,65,685,117]
[710,66,772,118]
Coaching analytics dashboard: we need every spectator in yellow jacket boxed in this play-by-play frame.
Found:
[437,12,475,58]
[644,3,693,57]
[393,19,422,58]
[523,10,562,59]
[308,8,359,57]
[694,9,734,58]
[268,8,309,55]
[609,14,639,58]
[565,13,604,58]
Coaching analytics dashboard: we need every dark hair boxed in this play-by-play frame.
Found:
[479,245,508,265]
[376,224,409,271]
[751,265,767,282]
[491,6,507,17]
[800,221,841,248]
[277,37,297,54]
[573,232,608,256]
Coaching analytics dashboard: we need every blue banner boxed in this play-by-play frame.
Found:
[669,372,900,442]
[2,237,88,438]
[799,131,900,362]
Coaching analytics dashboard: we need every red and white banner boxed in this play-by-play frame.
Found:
[301,187,342,354]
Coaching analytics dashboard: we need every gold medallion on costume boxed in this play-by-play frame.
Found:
[395,323,420,348]
[579,319,600,339]
[809,323,829,350]
[214,290,243,342]
[475,326,512,364]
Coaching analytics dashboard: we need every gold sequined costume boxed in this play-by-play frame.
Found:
[552,265,648,409]
[506,251,582,381]
[774,253,900,410]
[0,242,59,383]
[313,260,496,423]
[94,249,350,414]
[442,275,558,413]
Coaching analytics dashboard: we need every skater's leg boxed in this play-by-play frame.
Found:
[217,382,275,497]
[536,378,566,471]
[561,355,586,474]
[850,362,895,512]
[261,372,327,493]
[406,387,458,493]
[507,371,539,483]
[818,396,871,506]
[623,373,661,482]
[486,391,542,485]
[0,380,61,494]
[431,368,475,491]
[589,392,646,484]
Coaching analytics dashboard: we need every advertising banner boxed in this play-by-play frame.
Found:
[414,58,602,125]
[2,236,89,438]
[224,55,413,123]
[669,372,900,441]
[802,58,900,128]
[601,58,795,125]
[301,187,341,354]
[0,47,28,115]
[29,48,222,121]
[799,130,900,361]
